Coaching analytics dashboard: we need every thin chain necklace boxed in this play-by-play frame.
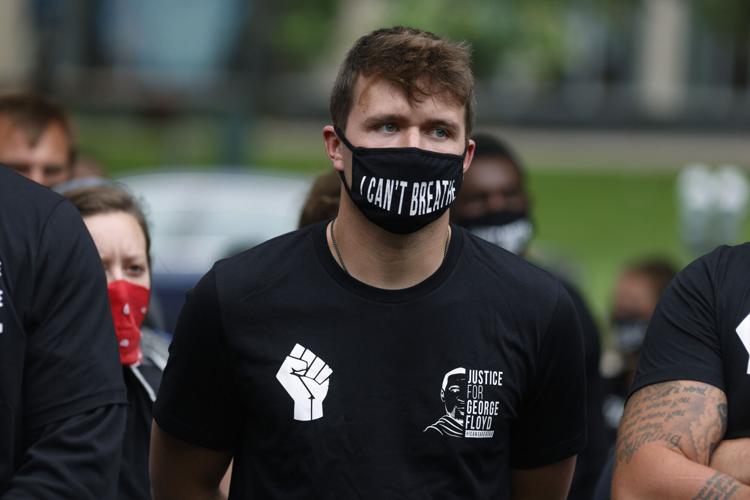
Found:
[329,218,451,275]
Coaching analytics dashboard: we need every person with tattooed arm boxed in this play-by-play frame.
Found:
[613,244,750,499]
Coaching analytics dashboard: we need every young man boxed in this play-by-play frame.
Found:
[151,27,586,499]
[0,166,127,497]
[0,93,76,188]
[612,245,750,498]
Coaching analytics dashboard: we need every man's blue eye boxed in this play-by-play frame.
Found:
[382,123,397,133]
[434,129,448,138]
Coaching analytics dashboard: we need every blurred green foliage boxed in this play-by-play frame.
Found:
[268,0,338,71]
[383,0,519,78]
[694,0,750,39]
[260,0,641,81]
[382,0,573,80]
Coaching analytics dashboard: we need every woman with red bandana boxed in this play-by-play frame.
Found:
[66,185,166,500]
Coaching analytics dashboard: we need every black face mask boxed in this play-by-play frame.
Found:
[453,210,534,255]
[335,128,466,235]
[612,317,650,354]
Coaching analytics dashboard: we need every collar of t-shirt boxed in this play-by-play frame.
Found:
[313,221,463,304]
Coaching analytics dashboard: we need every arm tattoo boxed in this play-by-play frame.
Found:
[693,471,742,499]
[616,381,727,465]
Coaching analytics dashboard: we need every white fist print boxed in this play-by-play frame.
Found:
[276,344,333,421]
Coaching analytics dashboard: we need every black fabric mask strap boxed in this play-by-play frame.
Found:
[337,169,348,189]
[334,127,357,152]
[334,127,355,194]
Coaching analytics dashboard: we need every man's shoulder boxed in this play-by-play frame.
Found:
[460,227,563,298]
[708,242,750,273]
[0,166,66,227]
[705,243,750,317]
[0,167,84,300]
[212,223,319,294]
[680,243,750,297]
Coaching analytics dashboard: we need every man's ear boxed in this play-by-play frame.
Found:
[462,138,476,174]
[323,125,345,173]
[440,388,445,403]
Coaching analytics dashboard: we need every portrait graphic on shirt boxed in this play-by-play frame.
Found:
[424,367,467,437]
[425,366,504,439]
[276,343,333,421]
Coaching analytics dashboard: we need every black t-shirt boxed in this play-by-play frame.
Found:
[0,167,126,495]
[119,355,163,500]
[562,281,608,500]
[632,243,750,439]
[154,222,586,499]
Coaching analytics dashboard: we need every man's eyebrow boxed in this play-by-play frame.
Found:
[361,115,461,132]
[423,119,460,132]
[361,114,409,127]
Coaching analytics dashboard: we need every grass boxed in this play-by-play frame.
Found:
[528,169,690,329]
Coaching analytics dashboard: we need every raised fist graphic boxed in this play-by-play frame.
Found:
[276,344,333,421]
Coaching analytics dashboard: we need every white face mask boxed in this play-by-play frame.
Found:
[454,210,534,255]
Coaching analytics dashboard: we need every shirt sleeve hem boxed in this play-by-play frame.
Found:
[26,388,127,429]
[628,370,725,401]
[511,431,586,469]
[153,411,234,452]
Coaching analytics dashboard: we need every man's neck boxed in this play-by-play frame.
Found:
[328,198,452,290]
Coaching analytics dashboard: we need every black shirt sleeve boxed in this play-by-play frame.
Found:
[2,404,125,500]
[631,251,724,395]
[511,282,587,469]
[153,268,240,451]
[23,200,126,427]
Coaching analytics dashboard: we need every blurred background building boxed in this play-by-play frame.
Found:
[2,0,749,332]
[6,0,750,129]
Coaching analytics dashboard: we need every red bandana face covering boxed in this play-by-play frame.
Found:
[107,280,150,366]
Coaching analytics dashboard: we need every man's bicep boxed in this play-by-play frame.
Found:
[616,380,727,467]
[510,456,577,500]
[150,421,232,500]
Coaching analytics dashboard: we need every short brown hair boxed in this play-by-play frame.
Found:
[65,185,151,263]
[330,26,475,139]
[0,93,76,164]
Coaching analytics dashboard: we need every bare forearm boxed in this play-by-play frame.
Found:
[613,444,750,499]
[150,422,231,500]
[219,460,233,497]
[711,438,750,485]
[152,488,226,500]
[151,484,226,500]
[613,381,747,499]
